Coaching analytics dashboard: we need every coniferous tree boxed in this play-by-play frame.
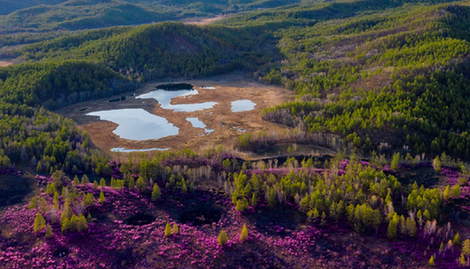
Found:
[172,223,178,235]
[77,214,88,231]
[100,178,106,187]
[69,214,79,232]
[268,188,276,208]
[128,177,135,189]
[387,213,399,239]
[45,224,52,238]
[73,175,79,185]
[406,217,417,237]
[444,185,451,200]
[136,176,147,192]
[61,217,70,233]
[181,181,188,193]
[391,152,400,170]
[428,255,435,267]
[463,239,470,256]
[151,183,161,201]
[165,223,172,237]
[99,190,105,203]
[218,230,229,246]
[236,198,249,212]
[452,184,461,198]
[34,213,46,233]
[251,193,258,208]
[81,174,90,184]
[460,253,467,266]
[454,233,460,245]
[240,224,248,242]
[87,213,93,223]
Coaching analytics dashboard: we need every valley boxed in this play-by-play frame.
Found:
[57,73,292,155]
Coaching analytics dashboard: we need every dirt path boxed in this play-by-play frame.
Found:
[57,73,295,155]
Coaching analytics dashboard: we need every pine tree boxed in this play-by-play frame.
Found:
[218,230,229,246]
[36,162,43,173]
[452,184,461,198]
[433,156,441,172]
[46,183,54,195]
[61,217,70,233]
[165,223,172,237]
[93,180,99,188]
[136,176,147,192]
[387,213,398,239]
[53,191,59,208]
[100,178,106,187]
[385,193,392,205]
[151,183,161,201]
[69,214,79,232]
[428,255,435,267]
[34,213,46,233]
[459,253,467,266]
[87,213,92,223]
[73,175,79,185]
[443,185,451,200]
[172,223,178,235]
[181,181,188,193]
[390,152,400,170]
[251,193,257,208]
[454,233,460,245]
[463,239,470,256]
[235,198,249,212]
[81,174,90,184]
[268,188,276,208]
[128,177,135,189]
[240,224,248,242]
[99,190,105,203]
[45,224,53,238]
[399,215,406,235]
[320,212,327,227]
[77,214,88,231]
[406,217,417,237]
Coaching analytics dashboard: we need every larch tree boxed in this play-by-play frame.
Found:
[218,230,229,246]
[151,183,161,201]
[34,213,46,233]
[240,225,248,242]
[165,223,172,237]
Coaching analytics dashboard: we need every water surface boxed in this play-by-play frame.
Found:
[187,117,214,134]
[137,89,217,112]
[87,109,179,140]
[112,147,169,153]
[231,100,256,112]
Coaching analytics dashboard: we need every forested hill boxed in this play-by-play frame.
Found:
[218,1,470,162]
[0,0,313,34]
[2,0,470,167]
[19,22,275,79]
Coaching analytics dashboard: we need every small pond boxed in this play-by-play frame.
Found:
[231,100,256,112]
[186,117,214,134]
[87,109,179,140]
[111,147,169,153]
[137,89,217,112]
